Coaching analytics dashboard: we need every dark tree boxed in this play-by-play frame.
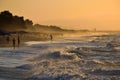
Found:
[25,19,33,26]
[0,10,26,30]
[13,16,25,28]
[0,10,64,32]
[0,10,13,26]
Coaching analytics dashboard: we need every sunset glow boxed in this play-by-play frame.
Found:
[0,0,120,30]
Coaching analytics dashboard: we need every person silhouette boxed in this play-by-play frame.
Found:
[50,34,53,41]
[17,34,20,48]
[12,38,16,49]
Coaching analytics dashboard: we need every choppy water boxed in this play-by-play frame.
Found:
[0,34,120,80]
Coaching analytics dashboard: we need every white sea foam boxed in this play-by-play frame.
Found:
[0,33,120,80]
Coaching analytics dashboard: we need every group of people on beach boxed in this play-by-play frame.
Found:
[6,34,20,49]
[5,33,54,49]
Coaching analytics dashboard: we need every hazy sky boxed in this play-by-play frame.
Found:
[0,0,120,30]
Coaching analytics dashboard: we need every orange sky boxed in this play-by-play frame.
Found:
[0,0,120,30]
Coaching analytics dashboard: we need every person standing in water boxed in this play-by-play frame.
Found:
[12,38,16,49]
[50,34,53,41]
[17,34,20,48]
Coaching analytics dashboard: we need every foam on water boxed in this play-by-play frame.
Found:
[0,33,120,80]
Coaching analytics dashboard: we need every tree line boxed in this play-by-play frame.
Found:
[0,10,63,32]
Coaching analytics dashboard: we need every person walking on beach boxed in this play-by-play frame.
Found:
[12,38,16,49]
[17,34,20,48]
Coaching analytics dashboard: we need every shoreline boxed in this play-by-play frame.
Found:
[0,32,109,48]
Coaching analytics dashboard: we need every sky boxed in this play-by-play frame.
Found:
[0,0,120,31]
